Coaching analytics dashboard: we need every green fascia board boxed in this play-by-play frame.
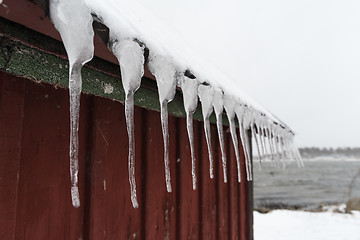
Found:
[0,16,231,126]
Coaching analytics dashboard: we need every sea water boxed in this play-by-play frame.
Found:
[254,158,360,210]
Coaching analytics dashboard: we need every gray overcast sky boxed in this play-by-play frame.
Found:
[136,0,360,148]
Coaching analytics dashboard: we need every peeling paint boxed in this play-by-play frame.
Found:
[104,83,114,94]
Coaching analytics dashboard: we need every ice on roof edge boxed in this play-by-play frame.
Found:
[49,0,302,208]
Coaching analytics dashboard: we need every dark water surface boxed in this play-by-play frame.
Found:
[253,158,360,209]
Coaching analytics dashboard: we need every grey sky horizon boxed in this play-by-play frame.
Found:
[136,0,360,148]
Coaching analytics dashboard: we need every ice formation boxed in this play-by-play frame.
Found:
[212,88,228,183]
[223,94,241,182]
[147,55,177,193]
[198,85,215,179]
[250,115,262,169]
[252,117,303,169]
[235,106,248,179]
[50,0,95,208]
[179,76,199,189]
[49,0,302,208]
[110,38,145,208]
[235,106,253,181]
[212,88,227,183]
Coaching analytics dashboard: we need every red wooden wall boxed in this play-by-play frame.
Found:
[0,71,252,240]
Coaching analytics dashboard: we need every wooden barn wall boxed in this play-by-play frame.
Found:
[0,71,253,240]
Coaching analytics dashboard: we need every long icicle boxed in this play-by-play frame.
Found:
[269,128,279,167]
[277,135,287,169]
[179,76,198,189]
[272,128,282,167]
[224,95,241,182]
[290,135,304,167]
[50,0,94,208]
[69,64,82,208]
[243,127,253,180]
[147,55,177,192]
[125,92,138,207]
[161,101,172,192]
[261,127,269,160]
[255,120,266,162]
[212,88,227,182]
[279,136,287,160]
[251,123,262,169]
[198,85,215,179]
[111,39,144,208]
[235,106,252,181]
[266,127,276,162]
[187,113,197,190]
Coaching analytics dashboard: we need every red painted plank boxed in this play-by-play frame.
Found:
[0,72,25,239]
[14,79,86,239]
[144,111,177,239]
[87,97,143,239]
[177,118,201,240]
[228,129,240,240]
[217,125,230,240]
[0,73,253,239]
[200,123,217,240]
[240,131,250,240]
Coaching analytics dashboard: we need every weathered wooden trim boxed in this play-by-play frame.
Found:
[0,16,232,126]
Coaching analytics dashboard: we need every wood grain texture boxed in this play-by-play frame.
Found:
[13,74,86,239]
[200,124,217,240]
[0,72,253,239]
[0,72,25,239]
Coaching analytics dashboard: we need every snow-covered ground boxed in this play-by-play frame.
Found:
[254,208,360,240]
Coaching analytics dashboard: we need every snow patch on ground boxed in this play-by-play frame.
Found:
[254,208,360,240]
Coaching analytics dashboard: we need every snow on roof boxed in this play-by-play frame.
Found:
[85,0,281,122]
[49,0,302,208]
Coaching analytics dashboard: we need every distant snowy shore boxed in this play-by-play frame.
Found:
[254,205,360,240]
[302,156,360,162]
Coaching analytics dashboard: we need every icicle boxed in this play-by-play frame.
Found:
[275,132,283,160]
[260,126,270,161]
[279,135,288,160]
[198,85,215,179]
[290,135,304,167]
[269,127,280,167]
[243,110,254,180]
[212,88,227,183]
[281,131,303,167]
[257,117,269,161]
[255,119,266,162]
[50,0,94,208]
[235,105,252,181]
[277,135,287,169]
[258,128,266,160]
[283,134,295,161]
[251,123,262,169]
[179,76,199,190]
[272,127,284,168]
[68,66,82,208]
[266,126,276,162]
[274,134,281,159]
[111,38,145,208]
[223,94,241,182]
[147,55,177,192]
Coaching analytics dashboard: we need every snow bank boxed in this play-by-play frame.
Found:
[255,209,360,240]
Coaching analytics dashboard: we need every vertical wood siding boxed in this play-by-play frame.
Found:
[0,71,253,240]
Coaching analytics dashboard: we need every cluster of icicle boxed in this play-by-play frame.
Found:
[50,0,302,208]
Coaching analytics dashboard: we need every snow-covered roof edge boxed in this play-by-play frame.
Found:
[49,0,302,209]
